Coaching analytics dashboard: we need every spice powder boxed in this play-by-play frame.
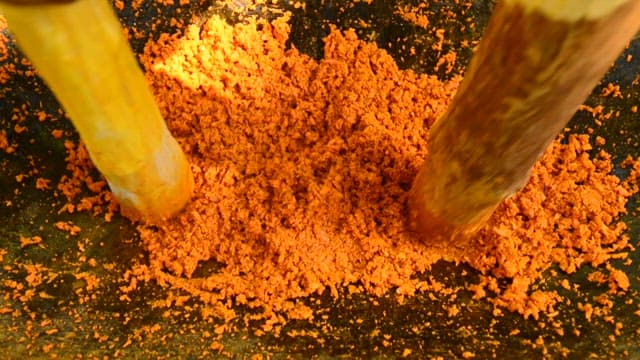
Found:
[104,13,640,327]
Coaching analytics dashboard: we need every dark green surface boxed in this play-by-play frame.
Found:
[1,0,640,358]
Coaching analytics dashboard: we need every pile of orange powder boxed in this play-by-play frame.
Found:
[76,13,638,328]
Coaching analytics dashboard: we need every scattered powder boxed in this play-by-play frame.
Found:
[395,4,430,29]
[50,129,64,139]
[114,14,639,326]
[2,4,640,350]
[465,135,636,318]
[601,82,623,99]
[53,221,82,236]
[19,235,42,248]
[434,50,457,74]
[35,177,51,190]
[56,140,118,221]
[0,128,16,153]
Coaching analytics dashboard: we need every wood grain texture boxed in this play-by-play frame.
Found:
[0,0,193,220]
[504,0,631,20]
[0,0,74,5]
[409,0,640,244]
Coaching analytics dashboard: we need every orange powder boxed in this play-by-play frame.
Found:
[113,14,640,326]
[395,4,430,29]
[136,16,457,319]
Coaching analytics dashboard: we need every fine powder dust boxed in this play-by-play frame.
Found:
[116,14,640,326]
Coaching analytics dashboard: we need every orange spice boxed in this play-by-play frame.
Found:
[50,129,64,139]
[434,50,457,74]
[395,4,430,29]
[121,14,640,328]
[2,5,638,348]
[135,16,456,324]
[19,235,42,248]
[601,83,623,98]
[34,177,51,190]
[55,140,118,221]
[53,221,81,236]
[0,129,16,153]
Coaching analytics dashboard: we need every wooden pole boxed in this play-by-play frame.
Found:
[409,0,640,243]
[0,0,193,221]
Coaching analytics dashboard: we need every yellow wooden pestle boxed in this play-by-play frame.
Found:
[0,0,193,221]
[409,0,640,244]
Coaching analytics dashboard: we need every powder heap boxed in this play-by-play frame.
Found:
[467,136,637,317]
[137,15,459,318]
[115,13,640,325]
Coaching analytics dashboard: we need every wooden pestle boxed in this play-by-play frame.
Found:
[409,0,640,244]
[0,0,193,221]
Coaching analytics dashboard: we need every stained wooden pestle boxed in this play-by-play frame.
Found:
[409,0,640,244]
[0,0,193,221]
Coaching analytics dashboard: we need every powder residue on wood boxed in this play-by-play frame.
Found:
[114,14,640,325]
